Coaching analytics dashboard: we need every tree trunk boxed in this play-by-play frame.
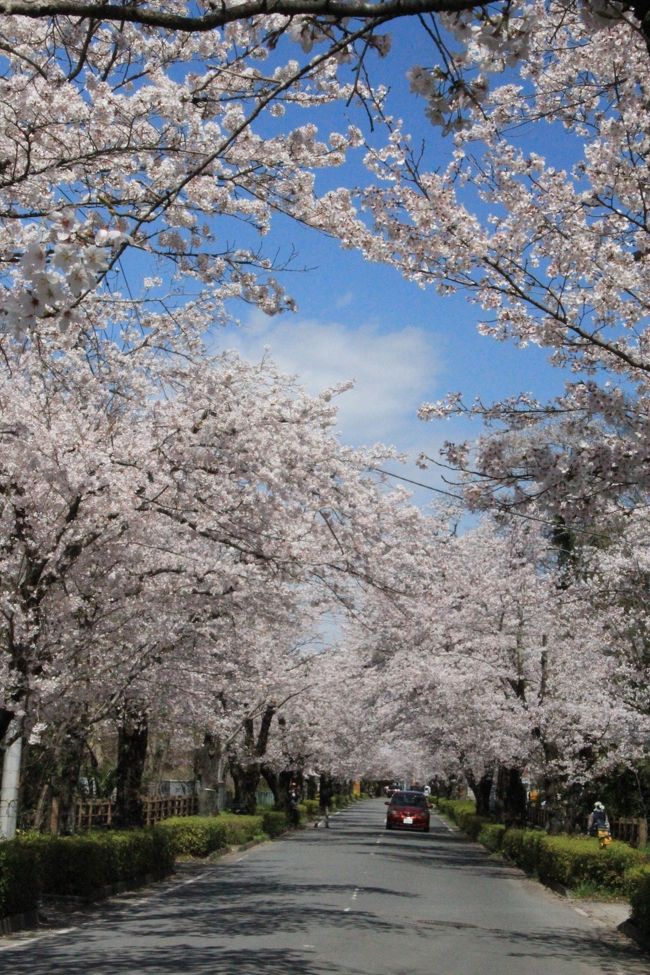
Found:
[228,705,277,814]
[114,707,148,828]
[278,769,294,814]
[230,761,260,814]
[49,730,85,834]
[319,773,334,811]
[33,780,52,833]
[495,766,527,826]
[466,769,494,817]
[195,732,224,815]
[261,764,279,807]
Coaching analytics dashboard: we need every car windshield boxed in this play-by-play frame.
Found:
[390,792,426,807]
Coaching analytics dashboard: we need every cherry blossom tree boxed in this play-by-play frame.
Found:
[3,1,650,832]
[1,329,445,830]
[339,513,647,821]
[347,5,650,531]
[0,1,647,532]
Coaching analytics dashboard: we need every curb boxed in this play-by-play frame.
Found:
[0,910,39,935]
[1,810,350,938]
[43,871,173,906]
[434,810,648,954]
[618,918,650,953]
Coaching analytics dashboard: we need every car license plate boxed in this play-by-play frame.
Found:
[403,816,413,824]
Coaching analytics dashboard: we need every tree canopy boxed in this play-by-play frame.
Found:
[1,0,650,831]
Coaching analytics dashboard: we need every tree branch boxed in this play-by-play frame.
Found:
[0,1,494,32]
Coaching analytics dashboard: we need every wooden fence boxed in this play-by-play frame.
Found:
[526,804,648,847]
[610,816,648,848]
[74,794,198,831]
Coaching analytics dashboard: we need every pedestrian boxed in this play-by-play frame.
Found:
[288,780,301,827]
[587,801,609,836]
[319,778,333,828]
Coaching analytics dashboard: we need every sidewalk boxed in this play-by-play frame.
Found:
[566,896,649,953]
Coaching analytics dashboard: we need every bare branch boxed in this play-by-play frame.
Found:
[0,1,494,33]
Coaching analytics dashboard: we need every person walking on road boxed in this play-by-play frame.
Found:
[288,780,301,827]
[318,776,333,828]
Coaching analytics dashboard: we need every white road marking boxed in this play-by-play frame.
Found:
[434,815,455,833]
[0,927,79,952]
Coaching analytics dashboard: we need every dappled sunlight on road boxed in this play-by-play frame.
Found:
[1,800,647,975]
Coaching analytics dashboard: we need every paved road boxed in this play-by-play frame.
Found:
[1,799,647,974]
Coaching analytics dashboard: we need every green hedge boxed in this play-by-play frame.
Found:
[301,799,320,818]
[157,813,264,857]
[219,813,265,845]
[330,794,354,810]
[500,828,647,896]
[434,799,476,822]
[1,803,302,920]
[156,817,229,857]
[456,812,491,840]
[537,836,646,894]
[433,799,490,840]
[261,810,288,837]
[0,840,40,917]
[478,823,507,852]
[628,866,650,939]
[0,794,349,920]
[19,827,174,902]
[501,828,547,876]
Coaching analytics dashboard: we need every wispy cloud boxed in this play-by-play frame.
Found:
[217,310,442,450]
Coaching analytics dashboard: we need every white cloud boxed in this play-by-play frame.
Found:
[218,310,442,449]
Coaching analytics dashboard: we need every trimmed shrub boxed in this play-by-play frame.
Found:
[624,863,650,898]
[433,799,491,840]
[456,812,491,840]
[156,816,229,858]
[501,828,547,876]
[628,866,650,938]
[219,813,263,846]
[302,799,319,819]
[479,823,507,852]
[0,839,40,918]
[434,799,476,824]
[332,794,353,809]
[500,829,647,896]
[296,803,308,823]
[537,836,646,894]
[261,810,287,837]
[158,813,264,856]
[22,828,174,901]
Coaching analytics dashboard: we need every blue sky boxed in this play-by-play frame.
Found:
[217,226,565,509]
[212,23,571,509]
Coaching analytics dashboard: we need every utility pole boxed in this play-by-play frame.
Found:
[0,718,23,840]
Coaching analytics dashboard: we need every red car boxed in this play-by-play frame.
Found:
[385,790,430,832]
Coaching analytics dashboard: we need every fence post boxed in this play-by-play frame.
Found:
[638,818,648,849]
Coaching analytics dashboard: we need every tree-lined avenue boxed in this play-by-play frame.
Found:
[1,800,647,974]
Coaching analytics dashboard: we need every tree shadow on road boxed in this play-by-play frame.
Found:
[1,942,358,975]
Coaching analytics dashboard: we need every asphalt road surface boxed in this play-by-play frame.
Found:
[1,799,648,975]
